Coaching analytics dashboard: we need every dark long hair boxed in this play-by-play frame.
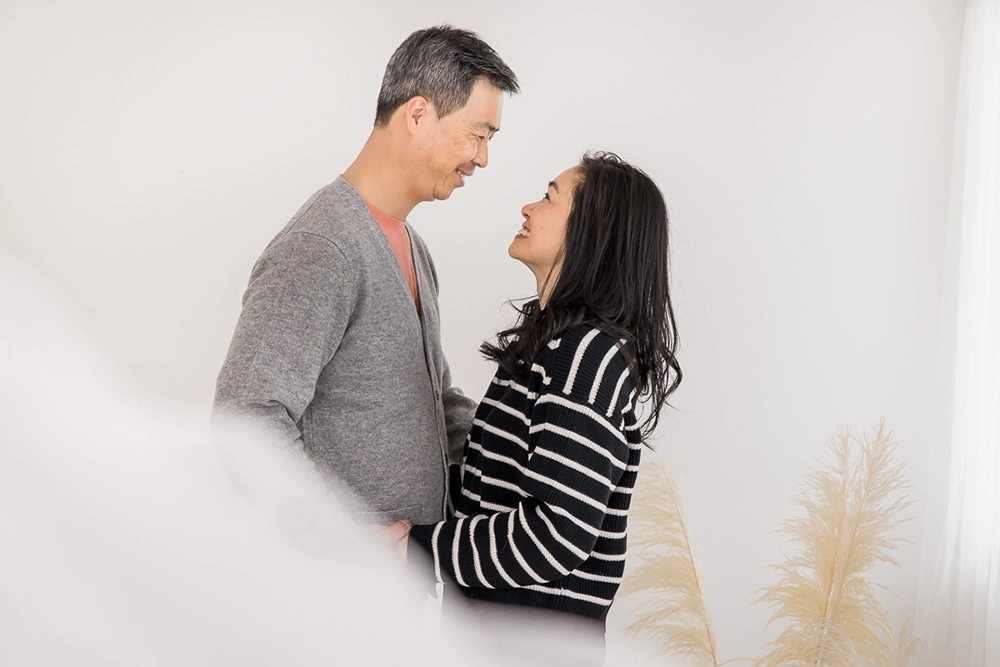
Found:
[481,152,682,438]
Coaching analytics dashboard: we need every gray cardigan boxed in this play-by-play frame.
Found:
[214,177,476,525]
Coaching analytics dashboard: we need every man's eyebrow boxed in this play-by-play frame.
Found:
[475,121,500,134]
[549,181,559,194]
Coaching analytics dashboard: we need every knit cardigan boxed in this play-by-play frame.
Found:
[214,177,476,526]
[408,324,642,621]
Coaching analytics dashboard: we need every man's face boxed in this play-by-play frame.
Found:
[414,79,504,202]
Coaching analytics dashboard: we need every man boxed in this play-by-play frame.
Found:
[213,26,519,527]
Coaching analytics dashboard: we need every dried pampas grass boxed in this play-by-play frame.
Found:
[620,459,720,666]
[888,617,922,667]
[753,419,918,667]
[618,422,919,667]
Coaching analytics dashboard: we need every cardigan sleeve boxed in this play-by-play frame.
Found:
[408,331,633,588]
[441,358,477,466]
[212,232,357,460]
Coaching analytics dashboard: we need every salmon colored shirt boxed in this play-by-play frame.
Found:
[364,199,420,313]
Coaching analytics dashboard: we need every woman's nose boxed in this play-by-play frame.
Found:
[521,202,534,219]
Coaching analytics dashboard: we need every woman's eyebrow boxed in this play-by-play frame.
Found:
[549,181,559,194]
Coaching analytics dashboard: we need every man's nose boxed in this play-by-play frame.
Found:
[472,139,489,169]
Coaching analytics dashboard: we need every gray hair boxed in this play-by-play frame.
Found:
[375,25,519,127]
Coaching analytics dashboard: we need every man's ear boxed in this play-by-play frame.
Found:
[403,96,434,135]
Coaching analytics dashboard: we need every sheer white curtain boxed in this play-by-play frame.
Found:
[916,1,1000,665]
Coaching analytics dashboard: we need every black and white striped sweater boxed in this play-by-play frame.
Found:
[408,324,642,621]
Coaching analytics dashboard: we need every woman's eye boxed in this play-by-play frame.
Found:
[543,193,550,201]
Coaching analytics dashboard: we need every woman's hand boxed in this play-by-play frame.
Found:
[392,520,411,561]
[367,519,411,562]
[383,520,411,562]
[393,519,413,563]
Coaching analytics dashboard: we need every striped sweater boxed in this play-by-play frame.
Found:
[408,324,642,621]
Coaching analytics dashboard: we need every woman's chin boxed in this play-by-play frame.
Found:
[508,249,532,270]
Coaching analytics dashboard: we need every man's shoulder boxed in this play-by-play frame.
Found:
[281,177,373,244]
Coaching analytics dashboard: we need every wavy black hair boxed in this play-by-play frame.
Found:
[481,152,682,438]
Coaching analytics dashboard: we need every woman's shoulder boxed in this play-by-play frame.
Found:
[545,323,627,361]
[536,324,632,393]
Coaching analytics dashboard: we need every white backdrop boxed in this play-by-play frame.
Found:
[0,0,966,660]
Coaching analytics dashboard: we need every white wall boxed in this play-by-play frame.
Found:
[0,0,965,659]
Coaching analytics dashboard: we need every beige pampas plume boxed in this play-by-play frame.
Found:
[620,459,720,666]
[753,419,918,667]
[887,617,922,667]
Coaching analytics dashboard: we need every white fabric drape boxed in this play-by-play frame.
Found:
[916,1,1000,665]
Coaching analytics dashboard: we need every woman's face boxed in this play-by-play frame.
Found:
[509,166,581,282]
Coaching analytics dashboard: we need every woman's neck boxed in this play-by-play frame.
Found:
[535,266,560,309]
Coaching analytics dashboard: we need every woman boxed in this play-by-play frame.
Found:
[394,151,681,660]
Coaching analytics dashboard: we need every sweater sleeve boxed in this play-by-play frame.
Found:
[408,332,633,588]
[212,232,357,462]
[441,358,477,466]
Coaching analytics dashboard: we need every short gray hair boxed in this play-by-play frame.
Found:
[375,25,519,127]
